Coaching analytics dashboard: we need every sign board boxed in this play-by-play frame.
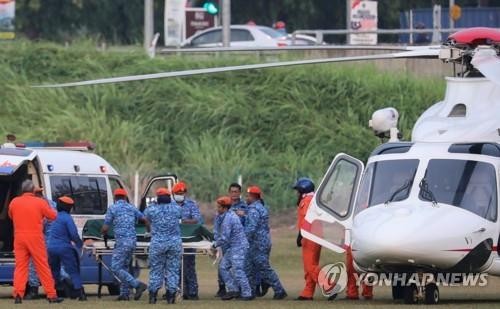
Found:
[349,0,378,45]
[0,0,15,40]
[164,0,186,46]
[185,9,215,39]
[450,4,461,21]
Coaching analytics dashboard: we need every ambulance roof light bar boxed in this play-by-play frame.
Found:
[17,141,96,152]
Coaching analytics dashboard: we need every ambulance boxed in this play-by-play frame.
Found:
[0,140,176,294]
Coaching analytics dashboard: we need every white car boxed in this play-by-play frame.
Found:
[182,25,289,48]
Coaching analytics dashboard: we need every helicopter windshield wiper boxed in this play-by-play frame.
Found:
[385,179,412,205]
[419,178,438,206]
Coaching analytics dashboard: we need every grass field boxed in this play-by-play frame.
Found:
[1,227,500,308]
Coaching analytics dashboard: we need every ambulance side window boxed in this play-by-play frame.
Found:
[50,176,108,215]
[109,177,123,192]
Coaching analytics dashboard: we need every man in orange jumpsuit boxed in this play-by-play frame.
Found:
[293,177,322,301]
[346,246,373,299]
[8,180,63,304]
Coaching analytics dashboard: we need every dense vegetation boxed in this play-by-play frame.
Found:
[13,0,498,44]
[0,41,444,209]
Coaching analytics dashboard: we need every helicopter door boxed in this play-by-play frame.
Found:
[139,175,178,212]
[301,153,364,253]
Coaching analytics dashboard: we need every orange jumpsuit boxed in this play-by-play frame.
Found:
[297,192,321,298]
[346,246,373,299]
[8,193,58,298]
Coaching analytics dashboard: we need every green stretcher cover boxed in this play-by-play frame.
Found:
[82,219,213,243]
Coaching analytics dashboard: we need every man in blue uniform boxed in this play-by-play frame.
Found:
[215,196,253,301]
[144,188,182,304]
[245,186,287,300]
[101,188,148,301]
[172,181,202,300]
[214,183,248,297]
[47,196,86,301]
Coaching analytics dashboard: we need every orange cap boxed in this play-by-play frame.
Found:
[114,188,128,197]
[172,182,187,194]
[58,196,74,205]
[247,185,262,195]
[216,196,232,207]
[156,187,170,196]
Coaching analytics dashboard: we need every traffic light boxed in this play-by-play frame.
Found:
[203,1,219,15]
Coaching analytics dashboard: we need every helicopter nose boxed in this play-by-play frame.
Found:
[351,204,483,271]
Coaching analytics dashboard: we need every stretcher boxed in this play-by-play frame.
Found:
[81,220,215,298]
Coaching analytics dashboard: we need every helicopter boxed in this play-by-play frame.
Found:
[36,27,500,305]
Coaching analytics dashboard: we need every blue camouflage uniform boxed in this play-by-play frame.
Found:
[245,200,285,295]
[28,200,69,287]
[177,197,202,297]
[230,199,247,225]
[144,202,182,294]
[104,200,144,297]
[216,210,252,298]
[47,210,84,290]
[215,199,247,287]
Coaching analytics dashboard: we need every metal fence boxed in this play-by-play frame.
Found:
[291,28,469,45]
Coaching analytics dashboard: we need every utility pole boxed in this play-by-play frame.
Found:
[144,0,154,51]
[222,0,231,47]
[346,0,351,44]
[449,0,455,30]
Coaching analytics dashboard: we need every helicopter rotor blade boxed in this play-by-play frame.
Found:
[471,48,500,87]
[33,48,440,88]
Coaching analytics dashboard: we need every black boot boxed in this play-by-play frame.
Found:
[149,291,158,304]
[78,288,87,301]
[116,295,130,301]
[47,296,64,303]
[222,291,240,300]
[134,282,148,301]
[166,291,176,304]
[215,283,226,298]
[14,295,22,304]
[24,286,39,300]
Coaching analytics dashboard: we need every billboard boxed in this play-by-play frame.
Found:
[164,0,186,46]
[185,9,215,39]
[0,0,15,40]
[349,0,378,45]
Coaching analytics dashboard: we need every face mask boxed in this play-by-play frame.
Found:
[173,194,185,202]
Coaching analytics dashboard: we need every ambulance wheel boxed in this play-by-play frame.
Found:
[392,284,404,300]
[403,283,418,304]
[107,283,120,295]
[424,283,439,305]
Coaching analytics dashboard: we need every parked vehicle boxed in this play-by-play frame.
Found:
[182,25,289,48]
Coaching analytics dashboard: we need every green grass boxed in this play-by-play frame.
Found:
[1,229,500,308]
[0,40,445,209]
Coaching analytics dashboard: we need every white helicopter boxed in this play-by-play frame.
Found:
[36,27,500,305]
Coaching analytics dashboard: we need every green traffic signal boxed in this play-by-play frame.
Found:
[203,1,219,15]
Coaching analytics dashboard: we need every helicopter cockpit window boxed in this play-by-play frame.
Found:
[355,159,419,212]
[448,103,467,117]
[420,159,497,221]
